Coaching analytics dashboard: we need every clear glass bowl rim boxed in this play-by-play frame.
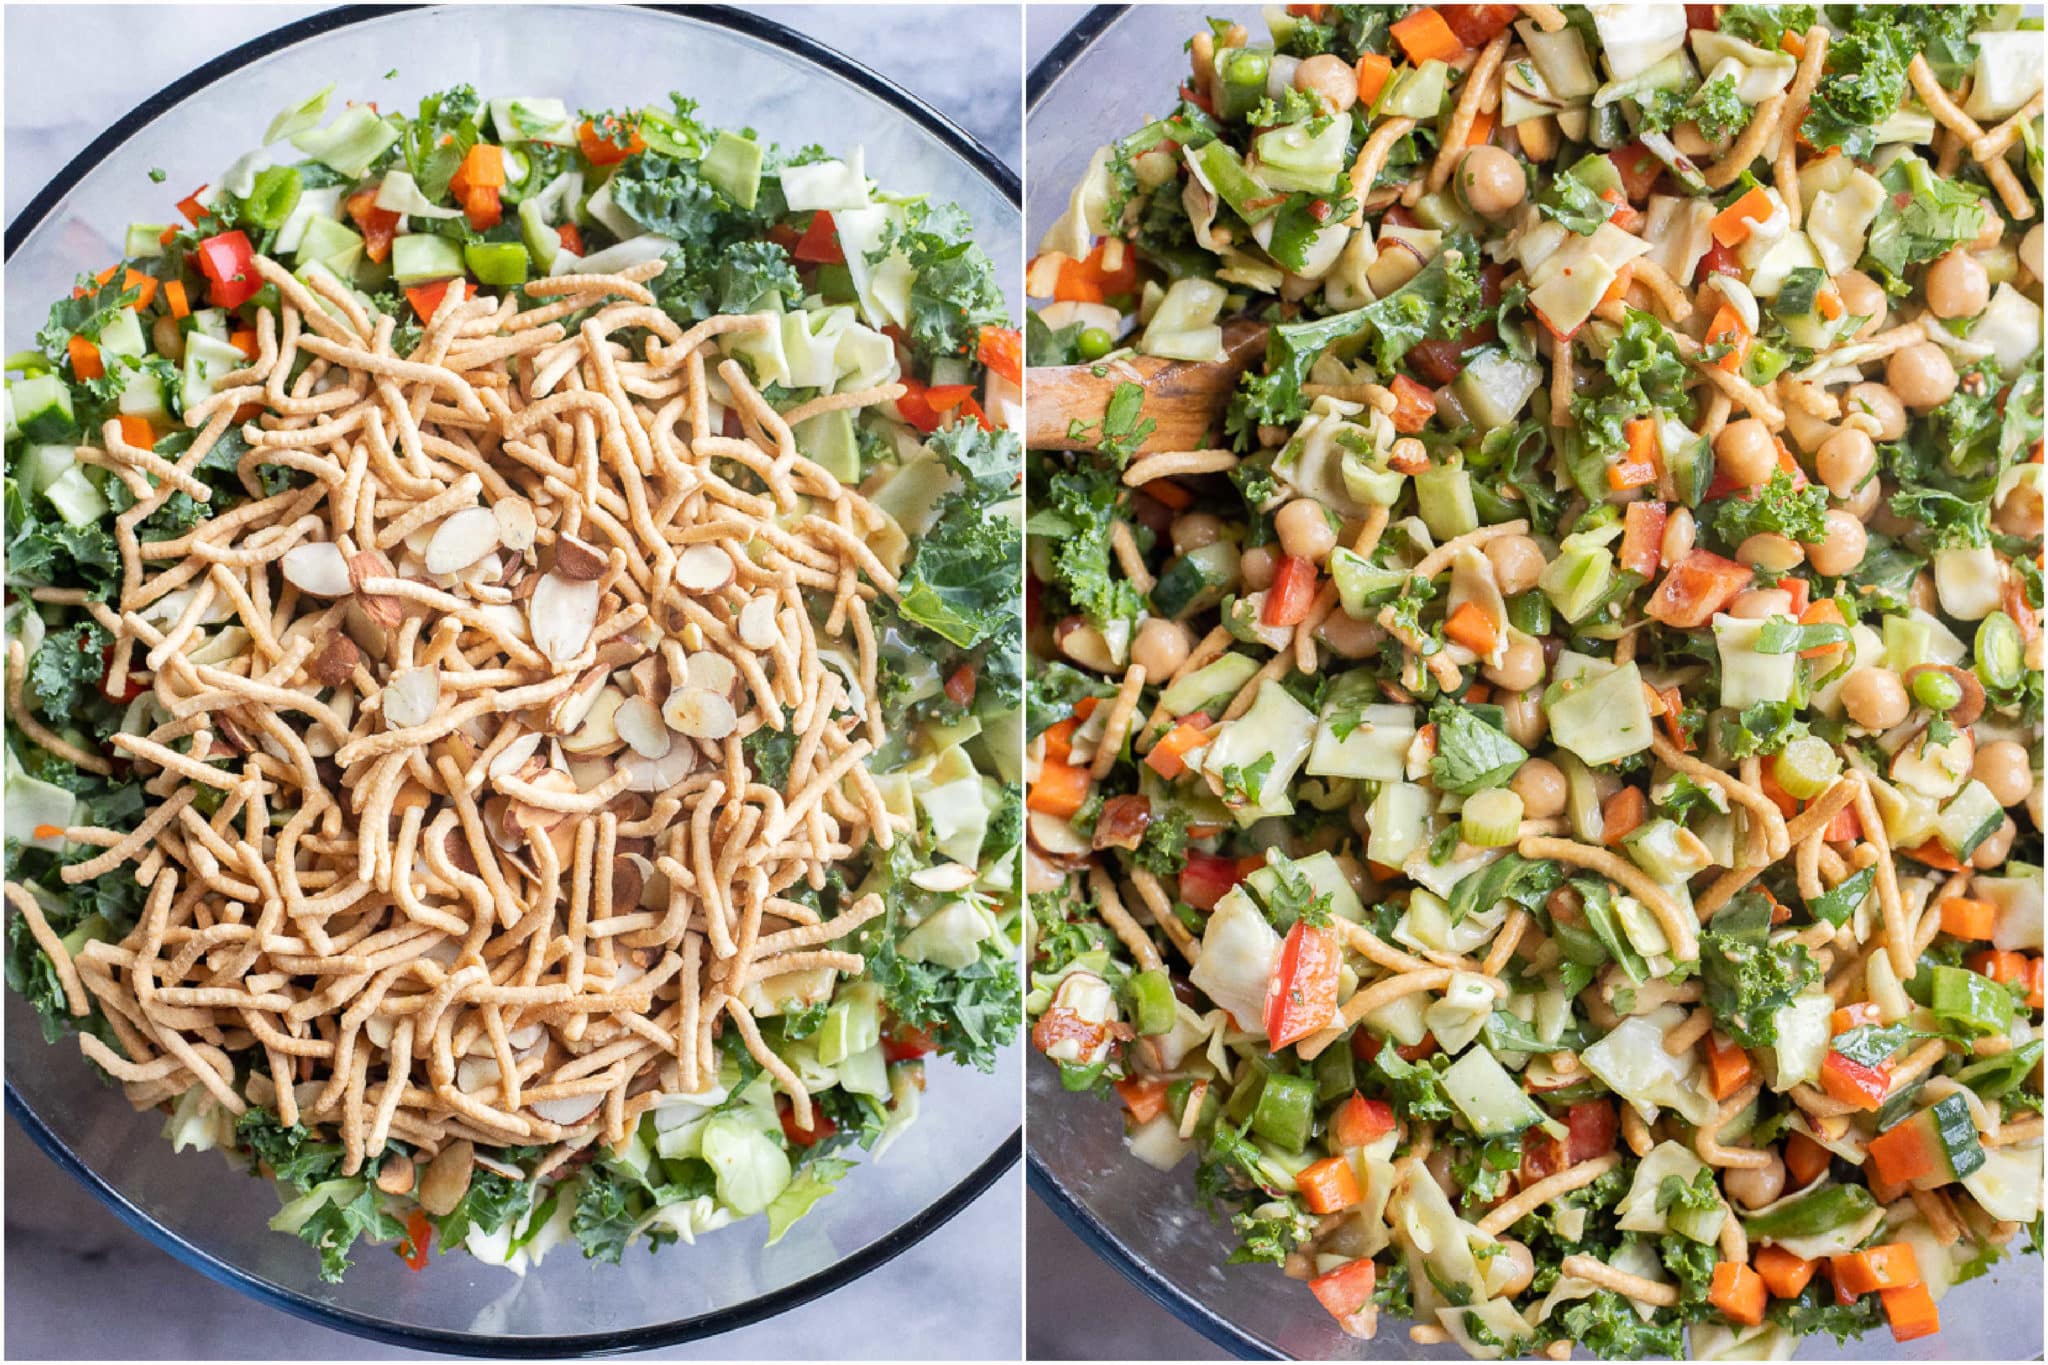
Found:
[4,4,1019,1356]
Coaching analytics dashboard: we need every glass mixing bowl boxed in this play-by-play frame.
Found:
[1024,7,2043,1359]
[4,5,1019,1354]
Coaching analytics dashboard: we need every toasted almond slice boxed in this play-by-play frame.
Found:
[619,742,699,793]
[365,1014,396,1049]
[553,533,608,581]
[683,650,739,699]
[674,544,735,594]
[737,595,782,650]
[909,862,980,893]
[662,686,737,740]
[562,686,625,755]
[528,1094,602,1126]
[615,695,672,759]
[402,520,439,557]
[347,552,405,629]
[493,496,538,552]
[384,666,441,728]
[308,631,361,687]
[628,654,665,702]
[506,1023,545,1051]
[528,572,599,666]
[487,730,543,779]
[456,1056,502,1096]
[1029,808,1092,858]
[281,543,353,598]
[546,664,610,735]
[425,506,502,575]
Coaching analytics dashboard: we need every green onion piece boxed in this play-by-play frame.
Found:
[1076,327,1115,361]
[1507,590,1552,637]
[1912,669,1962,712]
[1773,735,1841,800]
[1461,787,1526,847]
[1129,967,1178,1036]
[1974,612,2024,691]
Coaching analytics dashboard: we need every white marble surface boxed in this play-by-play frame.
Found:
[2,5,1021,1361]
[1020,10,1226,1361]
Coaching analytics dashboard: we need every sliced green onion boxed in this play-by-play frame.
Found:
[1912,669,1963,712]
[1129,967,1177,1036]
[1461,787,1526,847]
[1974,612,2024,692]
[1508,590,1552,637]
[1773,735,1841,800]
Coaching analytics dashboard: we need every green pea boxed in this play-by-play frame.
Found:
[1912,668,1962,712]
[1076,326,1115,361]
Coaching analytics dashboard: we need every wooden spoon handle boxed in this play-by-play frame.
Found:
[1024,320,1269,454]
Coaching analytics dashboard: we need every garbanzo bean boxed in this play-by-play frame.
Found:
[1886,342,1958,411]
[1841,668,1910,730]
[1485,534,1547,596]
[1714,418,1778,489]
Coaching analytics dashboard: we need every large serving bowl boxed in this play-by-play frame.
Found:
[4,5,1019,1354]
[1024,6,2042,1360]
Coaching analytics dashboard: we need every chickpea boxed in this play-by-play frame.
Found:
[1730,588,1794,619]
[1725,1150,1787,1209]
[152,314,186,365]
[1485,633,1546,692]
[1816,427,1876,499]
[1803,508,1868,578]
[1457,145,1527,218]
[1994,475,2045,538]
[1498,690,1548,749]
[1844,383,1908,442]
[1714,418,1778,490]
[1841,476,1882,520]
[1972,816,2018,869]
[1130,617,1192,680]
[1660,506,1696,565]
[2022,223,2044,282]
[1171,511,1226,555]
[1293,53,1357,113]
[1927,247,1990,319]
[1485,534,1547,596]
[1737,533,1805,574]
[1317,607,1382,658]
[1240,543,1278,592]
[1887,342,1958,412]
[1833,268,1888,340]
[1494,1240,1536,1299]
[1511,757,1568,818]
[1971,205,2006,252]
[1973,740,2034,808]
[1275,498,1338,563]
[1842,667,1910,730]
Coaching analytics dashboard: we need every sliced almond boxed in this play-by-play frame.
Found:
[615,695,672,759]
[562,686,625,754]
[528,573,599,666]
[546,664,610,735]
[674,544,735,594]
[1029,808,1092,858]
[424,506,502,575]
[628,654,666,702]
[611,854,645,909]
[683,650,739,699]
[383,666,441,729]
[662,685,737,739]
[348,551,405,629]
[619,743,698,792]
[909,862,980,893]
[737,595,782,650]
[281,542,353,598]
[493,496,538,552]
[553,533,608,581]
[365,1013,396,1049]
[506,1023,545,1051]
[375,1151,417,1196]
[308,631,360,687]
[487,731,543,779]
[456,1055,502,1096]
[417,1140,475,1216]
[528,1094,602,1127]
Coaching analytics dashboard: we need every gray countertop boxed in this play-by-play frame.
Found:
[2,5,1020,1360]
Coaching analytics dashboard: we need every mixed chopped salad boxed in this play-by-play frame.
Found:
[1025,4,2042,1358]
[5,81,1023,1280]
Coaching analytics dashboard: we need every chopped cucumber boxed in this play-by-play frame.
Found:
[126,224,169,259]
[95,307,146,360]
[295,214,364,277]
[1441,1047,1545,1137]
[20,444,76,496]
[390,234,465,285]
[702,131,764,211]
[11,373,74,440]
[44,465,109,527]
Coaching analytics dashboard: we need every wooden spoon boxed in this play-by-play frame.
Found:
[1024,318,1269,453]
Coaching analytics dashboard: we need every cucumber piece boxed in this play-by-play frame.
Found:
[488,96,577,145]
[181,332,250,411]
[1328,548,1407,618]
[1537,542,1615,623]
[1441,1047,1544,1137]
[294,214,364,277]
[118,367,170,425]
[1886,1092,1987,1189]
[795,408,858,482]
[21,445,76,496]
[11,373,74,440]
[274,185,344,257]
[95,308,146,360]
[463,241,530,287]
[1415,466,1478,540]
[1380,60,1451,119]
[44,465,108,527]
[189,308,232,344]
[582,175,641,240]
[389,234,465,285]
[1151,544,1241,619]
[1251,1071,1317,1152]
[1937,780,2005,860]
[126,224,169,259]
[1453,347,1543,430]
[702,132,764,211]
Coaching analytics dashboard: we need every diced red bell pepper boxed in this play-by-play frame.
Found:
[779,1099,839,1147]
[1298,1154,1363,1214]
[557,223,585,257]
[195,229,260,309]
[1440,3,1520,45]
[1645,549,1752,628]
[1609,141,1664,202]
[1684,4,1719,30]
[1265,921,1340,1049]
[978,324,1023,387]
[1619,500,1668,578]
[401,1208,432,1271]
[1331,1093,1395,1148]
[1115,1075,1171,1125]
[345,187,401,264]
[1262,554,1318,628]
[1818,1049,1889,1111]
[1696,239,1741,285]
[462,182,502,232]
[578,116,644,165]
[1308,1258,1378,1339]
[405,278,458,323]
[1388,373,1436,433]
[794,211,845,265]
[882,1022,936,1062]
[175,185,210,226]
[1405,263,1505,384]
[1179,851,1248,911]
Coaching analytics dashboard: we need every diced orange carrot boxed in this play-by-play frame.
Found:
[67,334,103,381]
[121,268,158,311]
[1042,717,1081,766]
[116,414,155,450]
[1831,1244,1920,1296]
[1880,1280,1939,1342]
[1705,302,1751,373]
[1443,600,1498,655]
[1027,760,1091,818]
[1600,786,1646,846]
[1797,599,1846,657]
[1389,7,1464,64]
[228,328,258,359]
[1703,1031,1753,1100]
[1754,1245,1818,1300]
[1297,1155,1363,1214]
[1940,898,1998,940]
[1114,1076,1170,1125]
[164,279,190,318]
[1709,1261,1767,1326]
[1355,52,1393,106]
[1144,718,1214,780]
[1711,187,1775,247]
[1785,1131,1831,1188]
[1466,107,1497,147]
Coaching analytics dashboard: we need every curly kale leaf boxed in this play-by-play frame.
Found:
[1801,17,1915,159]
[1699,893,1820,1046]
[1031,454,1144,627]
[896,485,1022,649]
[1708,469,1829,548]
